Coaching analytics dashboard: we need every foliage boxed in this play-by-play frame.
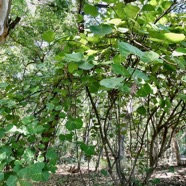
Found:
[0,0,185,185]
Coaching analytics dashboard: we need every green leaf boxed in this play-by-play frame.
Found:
[124,4,140,18]
[128,68,149,81]
[59,133,73,142]
[0,152,6,161]
[142,4,155,11]
[41,171,50,181]
[118,41,143,57]
[100,78,124,89]
[178,94,186,100]
[55,105,62,111]
[59,112,66,118]
[0,172,4,181]
[0,146,12,156]
[112,64,130,77]
[22,116,34,125]
[0,128,5,139]
[163,33,185,43]
[46,103,55,111]
[29,163,47,181]
[18,163,47,182]
[90,24,112,36]
[59,134,65,141]
[65,118,83,131]
[137,84,153,97]
[141,51,159,63]
[88,81,100,93]
[100,169,108,176]
[102,0,116,3]
[7,175,18,186]
[151,178,160,184]
[118,84,130,93]
[80,144,95,156]
[84,4,98,17]
[174,57,186,70]
[161,1,172,9]
[17,180,32,186]
[68,63,78,73]
[172,48,186,56]
[78,62,94,70]
[163,63,176,72]
[182,76,186,82]
[65,133,73,141]
[136,106,146,115]
[65,53,83,62]
[18,167,29,179]
[22,148,35,161]
[0,83,8,89]
[168,166,175,173]
[13,164,22,172]
[115,2,126,19]
[42,30,55,43]
[46,147,58,160]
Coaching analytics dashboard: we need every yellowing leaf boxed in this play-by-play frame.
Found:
[163,33,185,43]
[109,18,122,26]
[118,28,129,33]
[172,48,186,56]
[124,4,140,18]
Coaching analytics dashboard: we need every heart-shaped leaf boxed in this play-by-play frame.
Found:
[65,53,83,62]
[7,175,18,186]
[137,84,153,97]
[90,24,112,36]
[118,41,144,57]
[42,30,55,43]
[124,4,140,18]
[141,51,159,63]
[100,78,124,89]
[163,33,185,43]
[80,144,95,156]
[65,118,83,131]
[78,62,94,70]
[84,4,98,17]
[112,64,130,77]
[136,106,146,115]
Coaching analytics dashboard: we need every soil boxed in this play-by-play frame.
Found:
[32,165,186,186]
[151,166,186,186]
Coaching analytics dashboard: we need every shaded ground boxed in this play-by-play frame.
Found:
[151,166,186,186]
[33,165,186,186]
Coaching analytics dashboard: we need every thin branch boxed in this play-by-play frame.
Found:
[154,1,177,24]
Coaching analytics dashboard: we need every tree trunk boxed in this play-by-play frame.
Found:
[172,134,181,166]
[0,0,11,42]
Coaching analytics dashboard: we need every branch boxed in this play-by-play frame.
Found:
[154,1,177,24]
[8,16,21,34]
[133,40,177,65]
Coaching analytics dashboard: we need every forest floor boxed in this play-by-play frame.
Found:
[33,164,186,186]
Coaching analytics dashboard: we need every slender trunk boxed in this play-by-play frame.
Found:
[95,146,103,171]
[172,135,181,165]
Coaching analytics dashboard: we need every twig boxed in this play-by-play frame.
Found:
[133,40,177,65]
[154,0,177,24]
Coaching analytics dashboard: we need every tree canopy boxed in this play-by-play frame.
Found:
[0,0,185,185]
